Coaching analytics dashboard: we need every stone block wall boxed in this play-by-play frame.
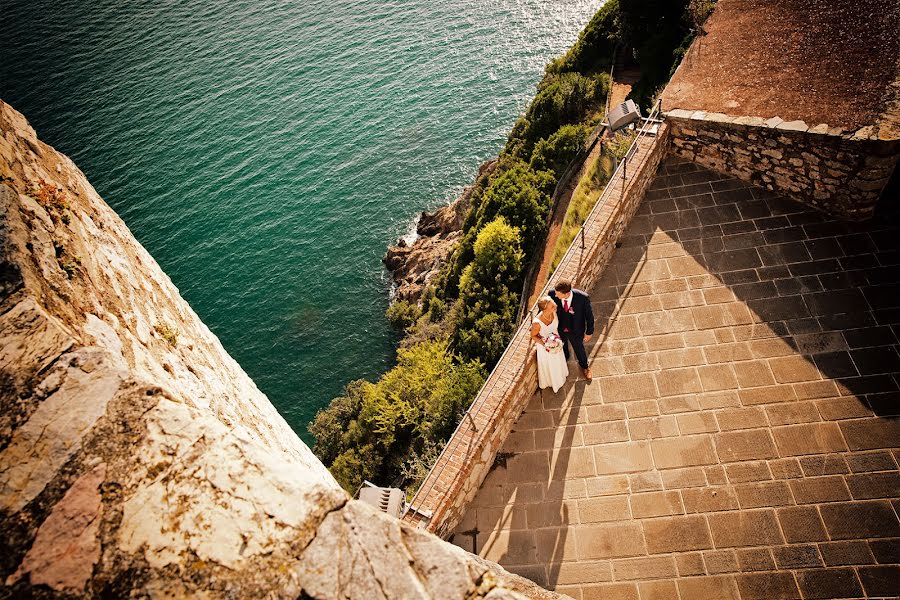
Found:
[664,110,899,221]
[404,125,671,538]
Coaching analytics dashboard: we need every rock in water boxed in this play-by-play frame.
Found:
[0,100,563,599]
[383,159,496,304]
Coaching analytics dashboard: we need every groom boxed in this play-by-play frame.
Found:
[549,279,594,380]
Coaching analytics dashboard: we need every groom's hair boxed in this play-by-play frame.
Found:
[554,280,573,293]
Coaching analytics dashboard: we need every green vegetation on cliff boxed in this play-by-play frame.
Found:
[312,0,712,494]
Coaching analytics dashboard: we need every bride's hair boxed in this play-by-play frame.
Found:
[535,295,554,313]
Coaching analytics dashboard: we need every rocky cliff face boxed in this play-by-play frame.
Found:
[0,100,564,599]
[383,160,496,304]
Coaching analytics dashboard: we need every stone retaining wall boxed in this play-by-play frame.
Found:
[664,110,899,221]
[404,124,671,538]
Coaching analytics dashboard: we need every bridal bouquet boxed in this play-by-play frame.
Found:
[543,333,563,354]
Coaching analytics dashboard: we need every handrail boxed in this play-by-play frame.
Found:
[405,99,662,529]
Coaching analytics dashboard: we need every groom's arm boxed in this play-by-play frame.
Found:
[583,294,595,337]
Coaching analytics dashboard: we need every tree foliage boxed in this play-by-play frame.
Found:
[530,123,592,178]
[309,340,485,493]
[547,0,621,75]
[452,217,524,367]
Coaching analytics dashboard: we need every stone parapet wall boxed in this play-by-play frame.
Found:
[664,110,899,221]
[405,125,670,538]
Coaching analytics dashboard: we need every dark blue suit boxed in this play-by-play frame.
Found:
[549,288,595,369]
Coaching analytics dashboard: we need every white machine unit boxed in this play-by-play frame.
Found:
[359,485,405,519]
[607,99,641,131]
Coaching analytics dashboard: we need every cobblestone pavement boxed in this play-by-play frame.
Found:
[450,156,900,600]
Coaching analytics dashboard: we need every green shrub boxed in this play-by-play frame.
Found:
[530,123,592,178]
[310,340,485,493]
[453,218,525,366]
[508,73,605,158]
[471,159,554,259]
[385,299,422,331]
[547,0,620,75]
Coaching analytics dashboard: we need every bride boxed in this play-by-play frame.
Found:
[531,295,568,392]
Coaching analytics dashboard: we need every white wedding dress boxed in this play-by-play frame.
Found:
[534,313,569,392]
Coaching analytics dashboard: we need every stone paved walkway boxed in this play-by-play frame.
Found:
[450,156,900,599]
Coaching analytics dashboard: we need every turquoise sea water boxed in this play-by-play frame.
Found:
[1,0,603,443]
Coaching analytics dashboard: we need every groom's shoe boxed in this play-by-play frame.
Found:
[582,367,593,381]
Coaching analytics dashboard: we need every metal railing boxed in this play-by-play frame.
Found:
[516,54,620,322]
[404,99,663,531]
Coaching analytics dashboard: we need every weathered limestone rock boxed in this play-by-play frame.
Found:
[383,159,496,305]
[0,99,565,598]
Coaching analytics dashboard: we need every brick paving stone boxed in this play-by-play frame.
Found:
[593,442,653,475]
[598,372,657,403]
[869,538,900,564]
[506,451,551,483]
[818,541,876,566]
[769,458,804,480]
[839,417,900,451]
[820,501,900,539]
[715,429,778,462]
[735,481,794,508]
[655,367,703,397]
[552,560,613,585]
[734,571,801,600]
[535,527,578,563]
[629,471,664,493]
[799,454,849,477]
[660,467,707,490]
[682,486,740,513]
[702,549,739,574]
[585,475,630,497]
[581,421,629,446]
[845,471,900,500]
[676,412,718,435]
[777,506,828,543]
[611,556,677,581]
[845,450,898,473]
[736,548,776,572]
[628,416,679,440]
[637,580,679,600]
[651,435,718,469]
[794,568,863,599]
[576,522,647,559]
[790,475,852,504]
[707,509,784,547]
[725,461,773,483]
[772,544,823,569]
[715,407,769,431]
[676,575,740,600]
[771,422,847,456]
[765,401,821,425]
[857,565,900,598]
[705,465,728,485]
[577,496,631,524]
[643,515,713,554]
[630,491,685,518]
[674,552,706,576]
[582,582,639,600]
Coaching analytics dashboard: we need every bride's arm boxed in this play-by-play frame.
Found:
[530,323,544,348]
